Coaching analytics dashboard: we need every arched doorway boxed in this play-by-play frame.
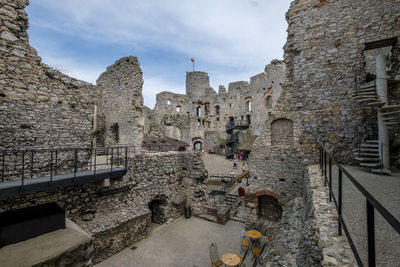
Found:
[258,195,282,221]
[192,139,203,151]
[148,197,169,224]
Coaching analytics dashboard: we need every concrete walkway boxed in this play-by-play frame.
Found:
[328,164,400,267]
[95,217,244,267]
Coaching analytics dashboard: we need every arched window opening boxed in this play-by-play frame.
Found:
[176,105,181,112]
[196,106,201,117]
[167,99,171,105]
[246,101,252,112]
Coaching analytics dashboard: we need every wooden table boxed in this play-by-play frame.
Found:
[246,230,262,239]
[221,253,242,266]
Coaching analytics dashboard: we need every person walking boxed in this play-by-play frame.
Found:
[242,161,246,173]
[233,158,238,169]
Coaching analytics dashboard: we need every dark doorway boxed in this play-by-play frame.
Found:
[193,141,203,151]
[110,122,119,143]
[258,195,282,221]
[148,199,169,224]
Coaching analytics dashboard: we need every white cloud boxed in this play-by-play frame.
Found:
[27,0,291,108]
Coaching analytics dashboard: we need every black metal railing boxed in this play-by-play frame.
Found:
[0,146,128,187]
[226,120,249,131]
[319,145,400,267]
[226,135,238,145]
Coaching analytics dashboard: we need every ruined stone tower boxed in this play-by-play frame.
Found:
[186,71,209,99]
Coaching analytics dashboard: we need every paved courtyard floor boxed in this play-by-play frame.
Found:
[95,217,244,267]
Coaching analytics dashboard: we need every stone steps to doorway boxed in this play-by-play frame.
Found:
[197,213,218,223]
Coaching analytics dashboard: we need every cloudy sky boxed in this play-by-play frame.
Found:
[26,0,292,108]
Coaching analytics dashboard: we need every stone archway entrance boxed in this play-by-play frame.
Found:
[148,197,169,224]
[193,140,203,151]
[258,195,282,221]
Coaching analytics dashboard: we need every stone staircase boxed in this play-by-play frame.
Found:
[352,81,385,107]
[382,105,400,128]
[353,77,399,175]
[95,144,106,155]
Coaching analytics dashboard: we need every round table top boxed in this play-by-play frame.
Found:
[247,230,262,239]
[222,253,242,266]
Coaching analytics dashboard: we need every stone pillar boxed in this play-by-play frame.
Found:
[376,52,390,170]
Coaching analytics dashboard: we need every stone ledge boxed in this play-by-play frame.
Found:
[0,218,93,267]
[308,165,356,267]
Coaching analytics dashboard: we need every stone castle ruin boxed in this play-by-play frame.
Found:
[146,60,286,157]
[0,0,399,266]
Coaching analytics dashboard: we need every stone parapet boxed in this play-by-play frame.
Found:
[298,165,356,267]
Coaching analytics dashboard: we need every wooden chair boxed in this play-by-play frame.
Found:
[252,236,268,257]
[240,235,250,257]
[209,243,223,267]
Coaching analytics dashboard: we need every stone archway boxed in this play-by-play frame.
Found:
[148,196,169,224]
[192,138,203,151]
[258,194,282,221]
[246,190,282,223]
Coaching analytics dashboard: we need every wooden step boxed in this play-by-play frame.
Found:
[367,101,386,107]
[353,95,378,102]
[359,82,376,89]
[383,116,399,121]
[384,121,400,125]
[356,152,379,157]
[365,140,378,144]
[355,148,379,153]
[382,110,400,116]
[360,162,381,168]
[355,88,376,94]
[381,104,400,110]
[357,98,377,103]
[355,157,380,162]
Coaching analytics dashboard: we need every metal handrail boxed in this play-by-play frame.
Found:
[319,145,400,267]
[1,146,129,187]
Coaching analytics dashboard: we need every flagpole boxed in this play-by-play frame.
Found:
[193,60,194,72]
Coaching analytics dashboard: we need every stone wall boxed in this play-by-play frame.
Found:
[0,151,208,263]
[0,0,99,151]
[150,60,286,152]
[97,56,144,148]
[276,0,400,162]
[297,165,355,266]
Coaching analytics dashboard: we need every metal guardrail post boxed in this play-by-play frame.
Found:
[380,142,383,176]
[1,151,4,182]
[338,168,343,236]
[74,148,78,181]
[94,149,97,174]
[30,151,34,179]
[50,150,53,184]
[21,151,25,189]
[117,147,120,167]
[125,147,128,170]
[111,148,113,173]
[55,149,58,174]
[354,70,358,96]
[324,151,327,186]
[329,158,332,202]
[367,199,376,267]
